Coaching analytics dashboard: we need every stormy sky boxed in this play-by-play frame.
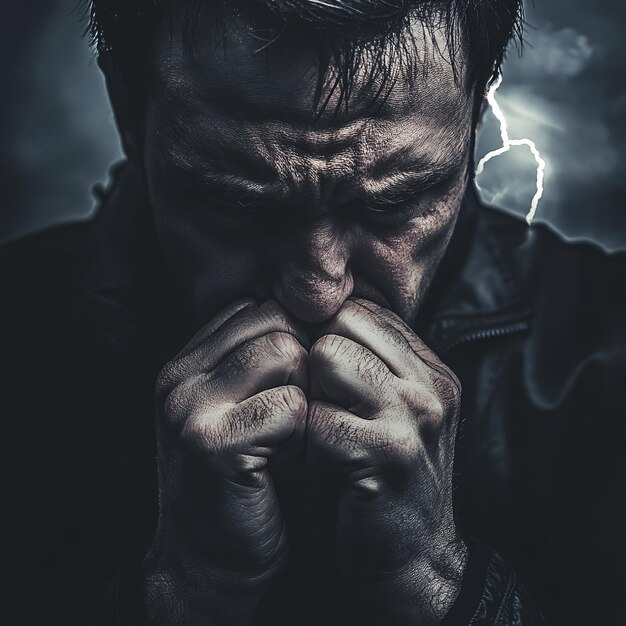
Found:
[476,0,626,251]
[2,0,625,250]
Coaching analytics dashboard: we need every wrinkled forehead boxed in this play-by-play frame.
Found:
[150,11,472,126]
[145,12,475,183]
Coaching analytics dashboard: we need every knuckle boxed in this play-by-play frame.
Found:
[180,410,224,457]
[421,390,447,427]
[310,333,350,363]
[420,356,461,403]
[275,385,307,417]
[383,421,419,463]
[156,360,181,396]
[407,367,461,425]
[402,382,446,429]
[263,332,305,366]
[307,399,326,425]
[256,300,293,330]
[161,378,207,429]
[433,368,462,413]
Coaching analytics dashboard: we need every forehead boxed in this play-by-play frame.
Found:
[147,14,474,181]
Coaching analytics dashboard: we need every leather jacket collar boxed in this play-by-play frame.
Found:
[422,186,533,354]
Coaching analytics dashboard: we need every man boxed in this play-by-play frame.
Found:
[4,1,625,624]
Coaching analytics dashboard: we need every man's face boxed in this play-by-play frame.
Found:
[141,16,476,327]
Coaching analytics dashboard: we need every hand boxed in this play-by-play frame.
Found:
[144,299,309,625]
[307,298,467,625]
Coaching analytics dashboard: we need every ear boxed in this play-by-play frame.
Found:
[98,54,141,162]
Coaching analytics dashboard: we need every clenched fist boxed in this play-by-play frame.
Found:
[307,298,467,625]
[144,299,309,625]
[142,296,466,625]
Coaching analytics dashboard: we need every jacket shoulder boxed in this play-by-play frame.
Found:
[481,206,626,314]
[484,207,626,408]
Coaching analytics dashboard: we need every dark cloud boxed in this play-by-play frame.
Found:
[476,1,626,251]
[2,0,625,250]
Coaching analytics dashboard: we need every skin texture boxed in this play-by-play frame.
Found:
[307,298,465,623]
[142,15,475,327]
[147,300,310,624]
[108,10,480,626]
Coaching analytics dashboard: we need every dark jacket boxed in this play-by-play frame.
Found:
[4,163,626,625]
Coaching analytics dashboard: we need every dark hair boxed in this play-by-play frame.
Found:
[82,0,523,110]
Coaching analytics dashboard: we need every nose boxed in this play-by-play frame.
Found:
[273,219,353,323]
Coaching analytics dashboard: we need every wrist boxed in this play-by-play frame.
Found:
[143,547,277,626]
[345,539,468,626]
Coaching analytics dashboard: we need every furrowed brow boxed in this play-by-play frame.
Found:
[187,169,273,198]
[362,156,467,206]
[168,151,284,202]
[159,127,281,199]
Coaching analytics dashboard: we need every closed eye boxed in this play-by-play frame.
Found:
[211,194,264,215]
[344,184,437,227]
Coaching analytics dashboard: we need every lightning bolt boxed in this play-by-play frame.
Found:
[476,74,546,225]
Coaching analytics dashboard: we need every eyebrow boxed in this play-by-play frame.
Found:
[195,171,273,196]
[360,155,467,207]
[168,137,467,209]
[174,160,284,203]
[161,130,282,199]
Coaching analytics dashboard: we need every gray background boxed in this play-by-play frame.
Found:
[2,0,625,250]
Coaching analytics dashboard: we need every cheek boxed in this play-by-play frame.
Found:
[144,155,269,319]
[351,187,463,321]
[151,201,267,320]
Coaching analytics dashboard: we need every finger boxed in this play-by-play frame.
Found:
[185,385,307,460]
[158,299,259,396]
[163,331,308,427]
[322,299,416,379]
[194,299,309,369]
[158,300,308,396]
[355,299,462,402]
[307,400,419,495]
[208,331,309,404]
[309,334,395,417]
[307,400,376,466]
[306,400,403,490]
[354,298,436,359]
